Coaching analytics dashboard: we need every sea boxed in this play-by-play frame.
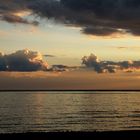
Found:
[0,91,140,133]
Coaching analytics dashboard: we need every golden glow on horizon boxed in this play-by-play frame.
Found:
[4,71,61,78]
[1,70,140,90]
[13,11,31,17]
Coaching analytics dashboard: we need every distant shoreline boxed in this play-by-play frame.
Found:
[0,131,140,139]
[1,90,140,92]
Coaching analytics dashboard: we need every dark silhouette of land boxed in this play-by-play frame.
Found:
[0,131,140,139]
[1,89,140,92]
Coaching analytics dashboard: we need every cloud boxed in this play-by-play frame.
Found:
[51,65,69,72]
[26,0,140,36]
[1,14,29,24]
[0,13,39,25]
[0,0,38,25]
[1,0,140,36]
[44,54,55,57]
[82,26,123,36]
[81,54,118,73]
[117,47,128,49]
[82,54,104,73]
[0,49,48,71]
[82,53,140,73]
[0,50,74,72]
[59,0,140,36]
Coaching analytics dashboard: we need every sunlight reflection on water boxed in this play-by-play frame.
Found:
[0,91,140,133]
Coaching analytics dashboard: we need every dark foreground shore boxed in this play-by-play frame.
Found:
[0,131,140,139]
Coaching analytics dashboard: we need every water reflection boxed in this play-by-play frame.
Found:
[0,92,140,133]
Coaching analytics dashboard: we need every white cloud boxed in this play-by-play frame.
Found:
[82,53,140,73]
[0,49,48,71]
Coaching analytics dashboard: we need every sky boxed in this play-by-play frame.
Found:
[0,0,140,90]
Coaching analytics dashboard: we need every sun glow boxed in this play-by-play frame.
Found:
[13,11,31,17]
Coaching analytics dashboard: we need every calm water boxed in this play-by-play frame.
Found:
[0,91,140,133]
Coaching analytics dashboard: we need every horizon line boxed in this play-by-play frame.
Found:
[1,90,140,92]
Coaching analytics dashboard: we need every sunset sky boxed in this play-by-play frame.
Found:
[0,0,140,90]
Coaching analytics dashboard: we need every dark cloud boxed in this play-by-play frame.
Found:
[82,53,140,73]
[82,54,104,73]
[28,0,140,36]
[0,0,140,36]
[82,26,122,36]
[0,53,6,71]
[1,14,30,24]
[0,0,38,25]
[0,49,48,71]
[50,65,69,72]
[44,54,55,57]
